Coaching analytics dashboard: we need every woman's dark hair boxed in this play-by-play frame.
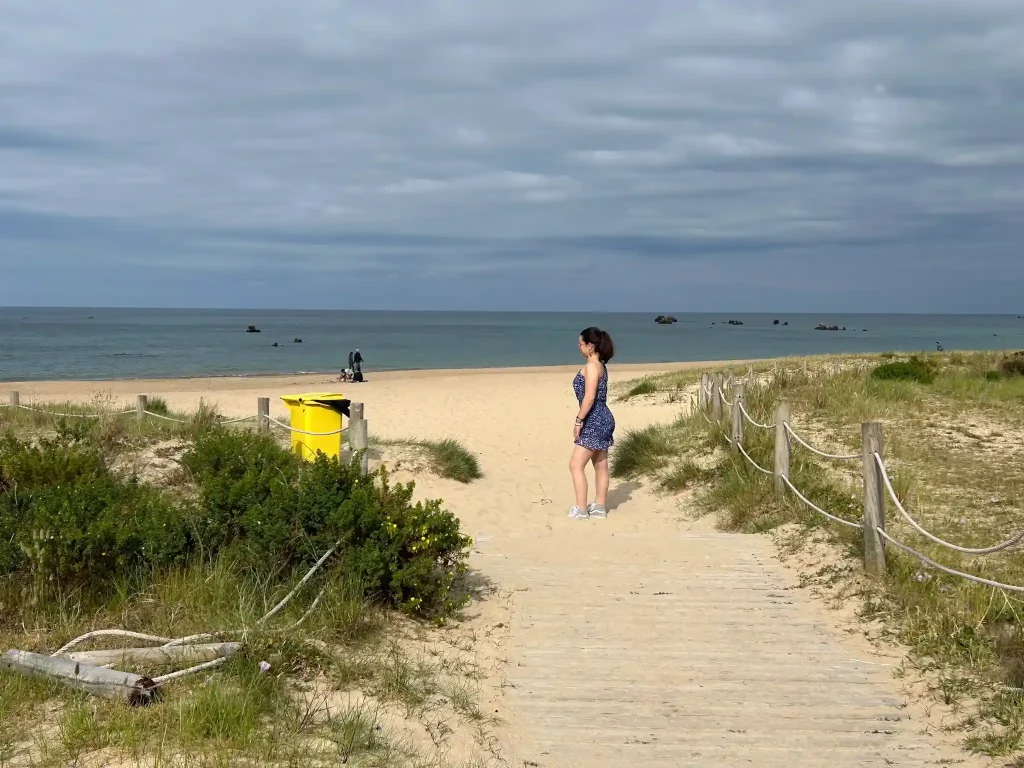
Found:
[580,327,614,363]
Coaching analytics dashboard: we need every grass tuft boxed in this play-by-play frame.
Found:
[619,376,659,401]
[416,438,483,483]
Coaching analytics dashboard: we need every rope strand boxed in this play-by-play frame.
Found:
[874,453,1024,555]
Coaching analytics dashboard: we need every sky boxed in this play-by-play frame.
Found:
[1,1,1023,313]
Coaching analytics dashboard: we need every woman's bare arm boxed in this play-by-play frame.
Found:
[576,361,601,423]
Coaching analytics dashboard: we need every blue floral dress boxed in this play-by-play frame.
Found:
[573,365,615,451]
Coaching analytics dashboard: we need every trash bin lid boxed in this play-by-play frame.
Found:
[281,392,347,405]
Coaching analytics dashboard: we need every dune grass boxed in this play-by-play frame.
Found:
[372,435,483,483]
[0,553,498,767]
[614,350,1024,758]
[416,437,483,483]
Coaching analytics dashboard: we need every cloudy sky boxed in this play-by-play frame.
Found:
[1,1,1023,312]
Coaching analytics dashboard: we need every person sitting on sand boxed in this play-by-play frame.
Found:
[568,327,616,520]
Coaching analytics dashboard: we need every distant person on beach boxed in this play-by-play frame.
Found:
[568,327,616,520]
[353,348,364,382]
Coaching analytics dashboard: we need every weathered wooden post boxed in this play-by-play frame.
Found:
[731,382,744,452]
[698,373,708,409]
[774,401,791,497]
[712,373,724,422]
[349,402,368,476]
[747,364,754,381]
[257,397,270,432]
[136,395,148,426]
[861,421,887,577]
[802,360,808,375]
[9,391,19,410]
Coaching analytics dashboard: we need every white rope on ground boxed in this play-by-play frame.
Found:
[874,453,1024,555]
[784,422,860,461]
[876,528,1024,593]
[737,443,773,476]
[52,541,341,685]
[268,417,344,436]
[54,629,176,657]
[144,410,187,423]
[152,657,230,685]
[781,475,863,529]
[258,544,338,625]
[738,401,773,430]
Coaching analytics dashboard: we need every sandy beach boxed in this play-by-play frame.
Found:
[5,361,720,536]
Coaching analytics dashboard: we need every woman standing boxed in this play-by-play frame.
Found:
[568,327,616,520]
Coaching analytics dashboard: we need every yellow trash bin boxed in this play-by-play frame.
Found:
[280,393,351,460]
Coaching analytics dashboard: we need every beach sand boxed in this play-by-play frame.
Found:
[5,361,719,536]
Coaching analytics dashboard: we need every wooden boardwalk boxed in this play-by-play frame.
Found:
[475,520,976,767]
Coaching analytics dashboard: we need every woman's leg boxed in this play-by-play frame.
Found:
[570,445,594,511]
[592,450,610,507]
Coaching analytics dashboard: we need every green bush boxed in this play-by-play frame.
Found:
[985,371,1002,382]
[0,435,189,592]
[1000,353,1024,378]
[871,357,936,385]
[182,430,300,556]
[0,428,472,617]
[184,433,471,615]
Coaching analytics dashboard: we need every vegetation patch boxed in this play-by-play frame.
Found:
[614,352,1024,758]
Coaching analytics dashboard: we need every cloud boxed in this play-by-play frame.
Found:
[1,0,1023,310]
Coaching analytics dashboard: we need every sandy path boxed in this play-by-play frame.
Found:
[7,365,988,766]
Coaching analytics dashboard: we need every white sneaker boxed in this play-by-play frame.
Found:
[567,506,590,520]
[587,503,607,519]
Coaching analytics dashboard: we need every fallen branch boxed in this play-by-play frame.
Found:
[2,649,156,705]
[66,642,240,668]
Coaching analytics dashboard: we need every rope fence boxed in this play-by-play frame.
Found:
[697,367,1024,591]
[4,389,370,475]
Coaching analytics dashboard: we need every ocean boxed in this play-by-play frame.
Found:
[1,308,1022,382]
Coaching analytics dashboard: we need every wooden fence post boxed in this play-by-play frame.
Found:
[136,395,148,426]
[9,391,19,410]
[712,373,723,422]
[774,401,790,497]
[862,421,886,577]
[349,402,368,476]
[802,361,808,375]
[698,373,708,409]
[747,364,754,381]
[731,383,744,452]
[257,398,269,432]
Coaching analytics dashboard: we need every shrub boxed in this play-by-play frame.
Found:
[871,357,936,385]
[183,430,471,615]
[146,396,171,416]
[1000,353,1024,378]
[181,430,300,556]
[0,435,189,594]
[1,428,472,618]
[985,371,1002,382]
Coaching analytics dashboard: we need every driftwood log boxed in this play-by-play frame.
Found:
[66,642,241,668]
[2,649,156,705]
